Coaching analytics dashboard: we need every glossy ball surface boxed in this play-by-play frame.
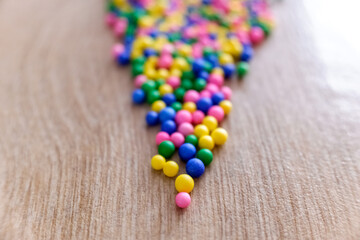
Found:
[163,161,179,177]
[175,192,191,208]
[158,140,176,158]
[186,158,205,178]
[196,149,213,166]
[178,143,197,162]
[175,174,194,193]
[151,155,166,170]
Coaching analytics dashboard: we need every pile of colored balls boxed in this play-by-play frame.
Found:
[106,0,273,208]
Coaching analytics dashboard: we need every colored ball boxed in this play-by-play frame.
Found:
[207,106,225,122]
[151,155,166,170]
[178,143,197,162]
[162,93,176,106]
[170,132,185,148]
[175,110,192,125]
[192,110,205,125]
[161,120,177,134]
[147,90,161,104]
[151,100,166,112]
[175,174,194,193]
[211,127,228,145]
[182,102,197,113]
[202,116,218,131]
[163,161,179,177]
[175,192,191,208]
[184,90,200,103]
[221,86,232,100]
[241,45,253,62]
[177,122,194,136]
[185,134,198,147]
[155,131,171,145]
[194,124,209,138]
[196,149,213,166]
[159,107,176,123]
[250,26,265,45]
[132,89,146,104]
[158,140,176,158]
[198,135,215,150]
[146,111,159,126]
[186,158,205,178]
[196,97,213,113]
[219,100,232,114]
[237,62,249,77]
[211,92,225,105]
[171,101,182,112]
[222,64,235,79]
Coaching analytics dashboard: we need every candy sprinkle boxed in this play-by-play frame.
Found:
[106,0,273,209]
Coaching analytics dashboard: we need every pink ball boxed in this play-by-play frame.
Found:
[192,110,205,125]
[178,123,194,136]
[184,90,200,103]
[156,131,170,145]
[162,44,174,55]
[113,19,127,36]
[105,13,117,27]
[208,106,225,122]
[111,43,124,59]
[176,192,191,208]
[167,76,181,88]
[175,110,192,125]
[250,26,265,45]
[221,86,232,100]
[170,132,185,148]
[200,90,211,98]
[208,74,224,87]
[205,83,219,95]
[157,54,173,69]
[134,75,147,88]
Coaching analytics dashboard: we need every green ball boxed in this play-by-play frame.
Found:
[182,70,194,80]
[203,47,213,57]
[196,149,213,166]
[194,78,207,91]
[132,64,144,77]
[133,56,146,65]
[185,134,198,147]
[155,79,165,89]
[237,62,249,77]
[158,140,175,158]
[172,51,179,58]
[174,87,186,102]
[147,90,160,104]
[181,79,193,90]
[203,61,212,73]
[141,81,156,93]
[171,102,182,112]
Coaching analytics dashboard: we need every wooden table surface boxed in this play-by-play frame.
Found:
[1,0,360,239]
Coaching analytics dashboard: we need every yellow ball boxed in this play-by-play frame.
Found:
[198,135,215,150]
[152,100,166,112]
[194,124,209,138]
[219,53,234,65]
[175,174,194,193]
[151,155,166,170]
[157,68,169,79]
[178,44,192,57]
[147,56,158,65]
[138,16,155,28]
[182,102,196,113]
[145,68,157,80]
[202,116,218,131]
[158,84,173,96]
[170,68,182,77]
[173,57,188,71]
[163,161,179,177]
[212,67,224,76]
[219,100,232,114]
[140,36,154,49]
[211,128,228,145]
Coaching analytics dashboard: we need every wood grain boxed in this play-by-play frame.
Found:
[0,0,360,239]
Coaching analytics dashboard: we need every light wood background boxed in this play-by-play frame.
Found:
[1,0,360,239]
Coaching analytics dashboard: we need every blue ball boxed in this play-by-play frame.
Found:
[241,45,253,62]
[159,107,176,123]
[146,111,159,126]
[178,143,197,162]
[208,33,217,40]
[211,92,225,105]
[162,93,176,106]
[161,120,177,134]
[196,97,213,113]
[117,52,130,65]
[197,71,209,80]
[202,0,212,5]
[186,158,205,178]
[132,89,145,104]
[144,48,157,58]
[222,64,235,78]
[192,58,205,73]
